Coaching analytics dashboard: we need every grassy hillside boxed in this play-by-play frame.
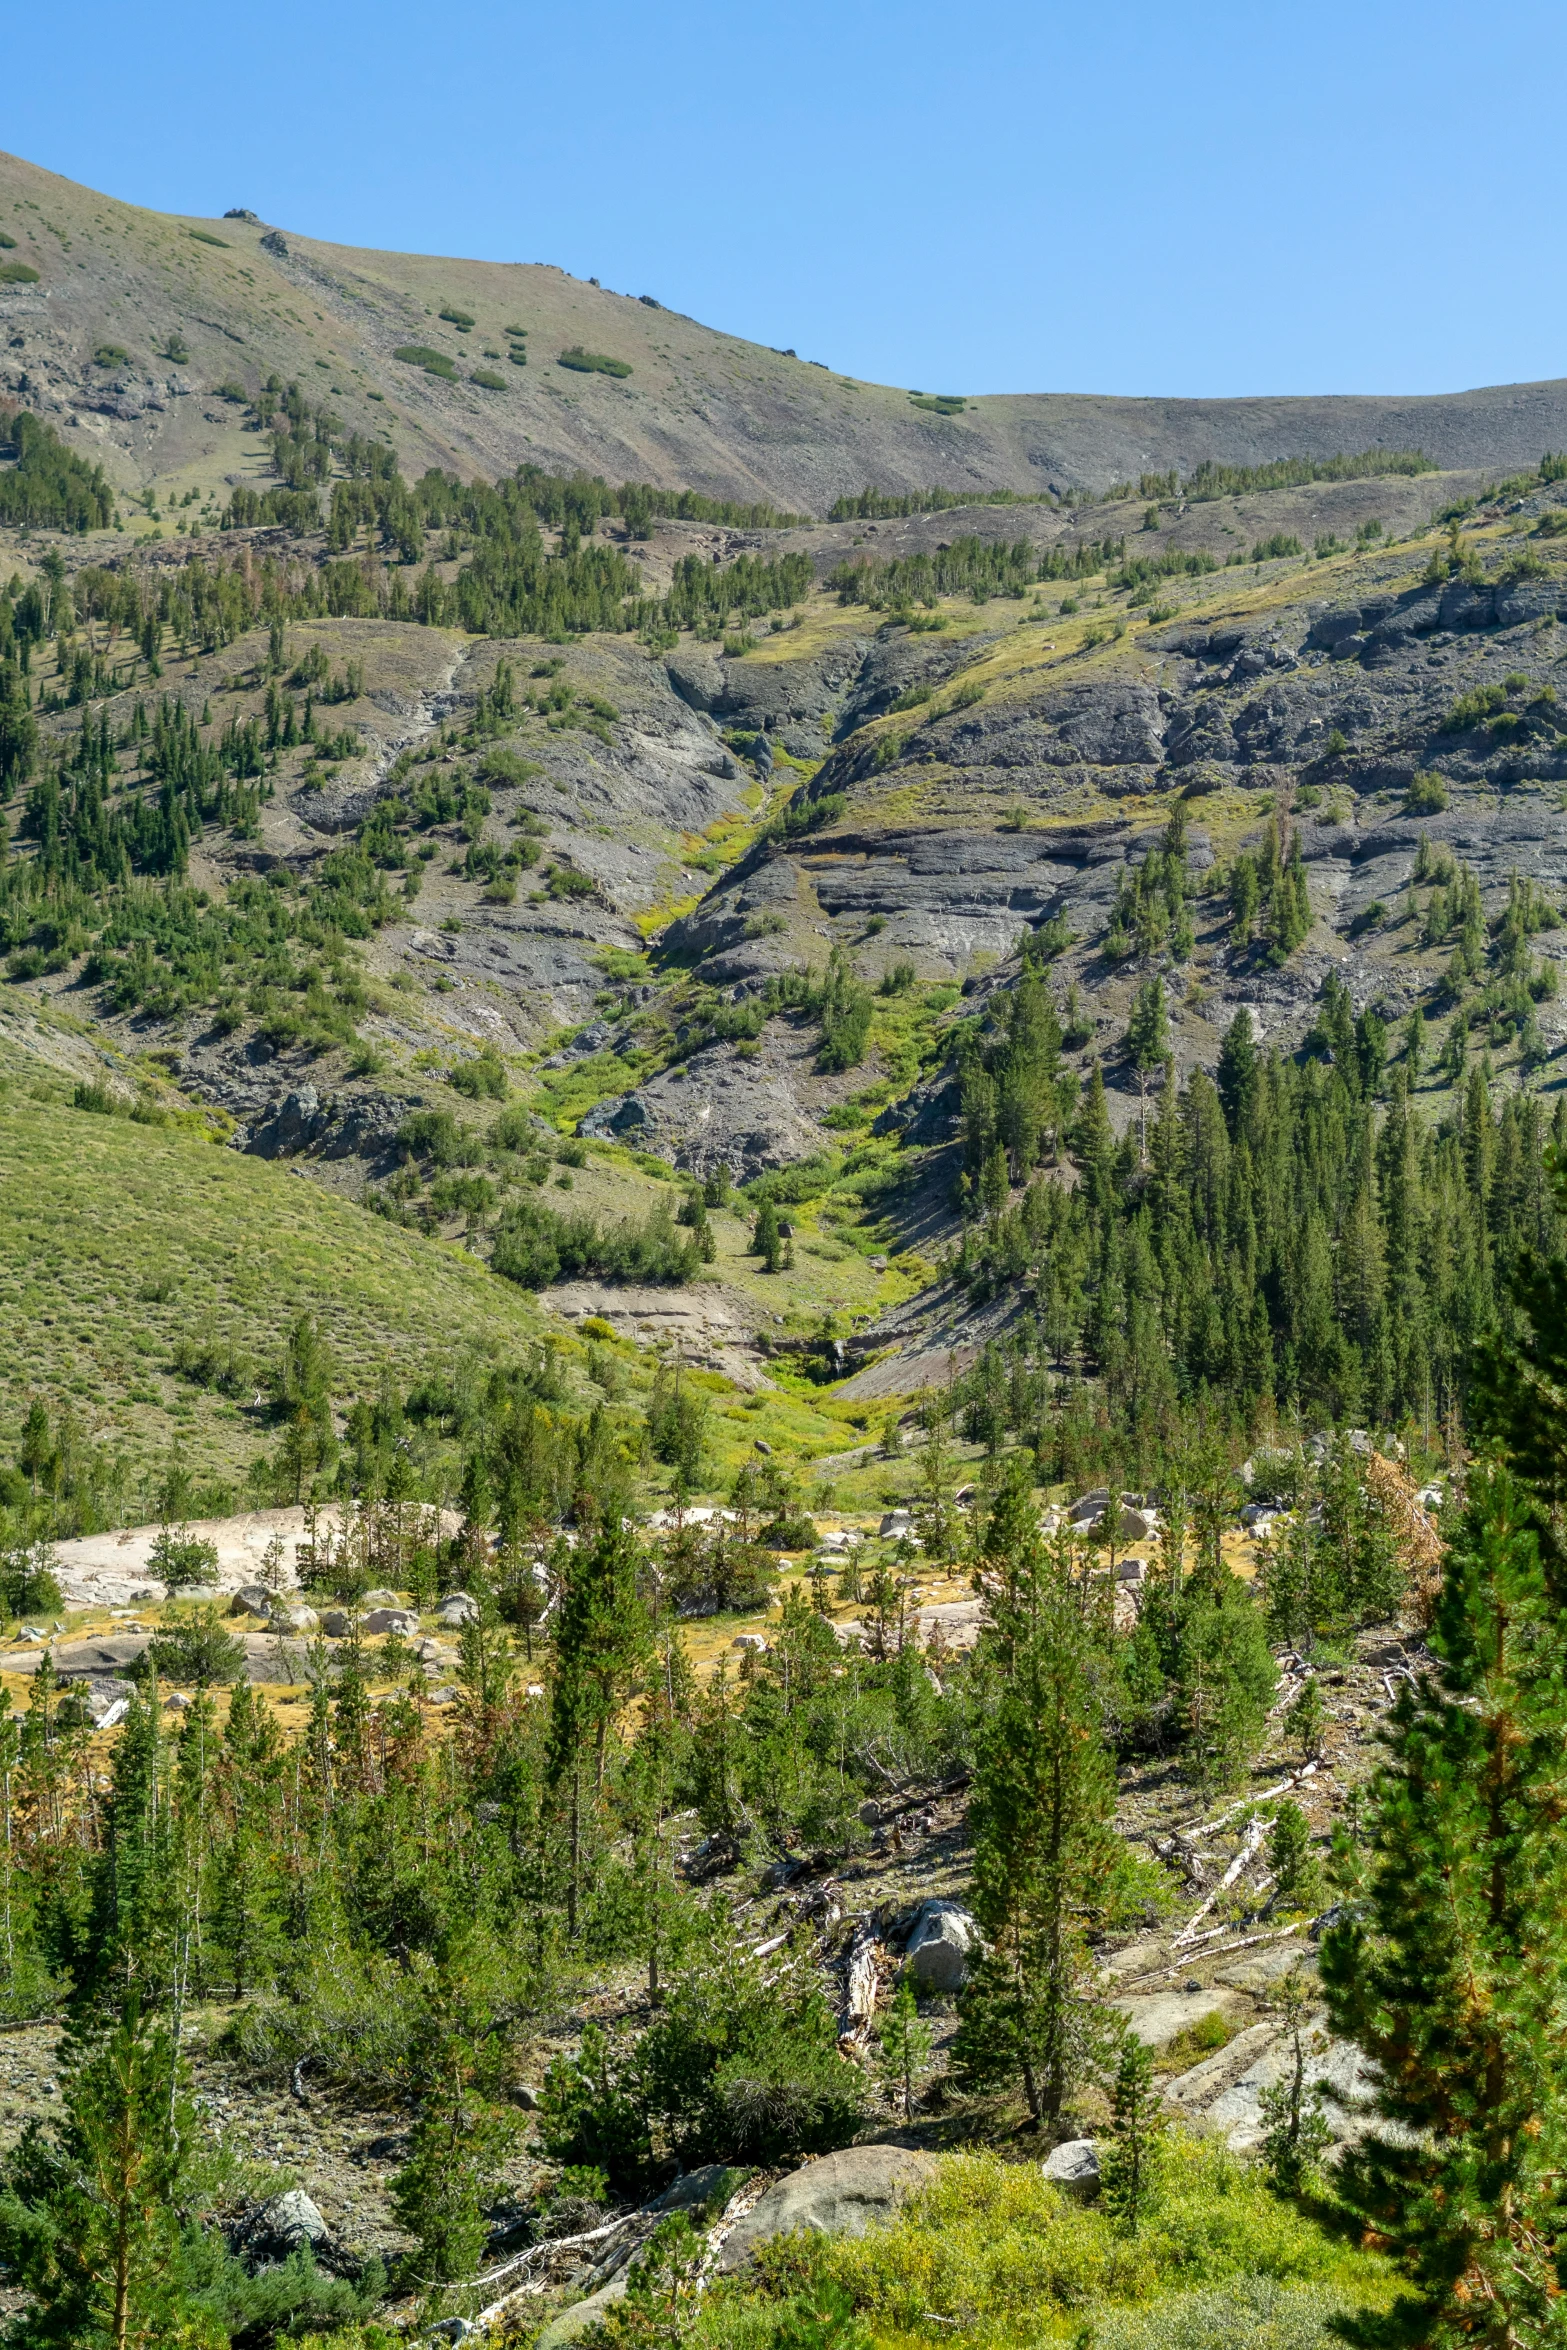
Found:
[6,145,1567,511]
[0,1052,541,1503]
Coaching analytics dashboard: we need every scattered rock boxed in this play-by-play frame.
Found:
[1111,1988,1244,2049]
[363,1607,420,1636]
[904,1899,980,1992]
[270,1602,319,1633]
[717,2145,939,2271]
[436,1592,479,1627]
[536,2279,627,2348]
[229,2187,355,2276]
[1042,2138,1100,2195]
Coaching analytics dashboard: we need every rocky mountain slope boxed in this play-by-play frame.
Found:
[7,146,1567,508]
[7,268,1567,1426]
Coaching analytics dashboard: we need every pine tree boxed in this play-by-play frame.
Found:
[1123,976,1168,1159]
[390,1958,515,2284]
[1322,1466,1567,2343]
[953,1469,1132,2124]
[1283,1674,1326,1760]
[546,1508,650,1935]
[1265,1799,1322,1913]
[876,1979,933,2120]
[752,1199,783,1273]
[0,1994,223,2349]
[1100,2027,1166,2232]
[1258,1968,1330,2192]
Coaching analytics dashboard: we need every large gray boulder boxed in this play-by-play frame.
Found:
[717,2145,938,2272]
[363,1607,420,1637]
[535,2276,628,2348]
[904,1900,980,1993]
[269,1602,319,1633]
[1042,2138,1100,2196]
[229,2187,354,2276]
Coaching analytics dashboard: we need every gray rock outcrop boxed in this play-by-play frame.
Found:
[1042,2138,1101,2193]
[904,1899,980,1993]
[716,2144,938,2271]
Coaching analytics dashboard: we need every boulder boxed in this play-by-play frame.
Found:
[904,1900,979,1993]
[363,1607,420,1637]
[230,1585,274,1620]
[436,1592,479,1626]
[361,1589,402,1608]
[536,2278,628,2348]
[717,2145,939,2272]
[1110,1988,1242,2049]
[321,1609,351,1638]
[1042,2138,1100,2195]
[229,2187,354,2275]
[270,1602,319,1633]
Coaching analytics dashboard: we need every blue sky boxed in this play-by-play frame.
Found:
[6,0,1563,400]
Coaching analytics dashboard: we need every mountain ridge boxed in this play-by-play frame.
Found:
[6,147,1567,509]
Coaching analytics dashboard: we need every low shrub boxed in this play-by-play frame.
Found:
[777,2145,1390,2344]
[396,1108,481,1167]
[392,345,457,379]
[449,1051,508,1100]
[139,1606,247,1686]
[492,1197,701,1290]
[558,347,633,378]
[541,1952,867,2190]
[149,1524,221,1587]
[1406,770,1449,814]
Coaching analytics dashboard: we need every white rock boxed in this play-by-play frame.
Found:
[734,1632,768,1651]
[270,1602,319,1633]
[436,1593,479,1626]
[1042,2138,1100,2191]
[905,1899,980,1992]
[364,1607,420,1636]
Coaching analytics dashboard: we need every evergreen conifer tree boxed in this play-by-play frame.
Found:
[1322,1465,1567,2343]
[0,1994,222,2349]
[953,1467,1134,2123]
[1100,2027,1166,2233]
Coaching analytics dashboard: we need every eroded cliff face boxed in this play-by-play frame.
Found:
[633,513,1567,1174]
